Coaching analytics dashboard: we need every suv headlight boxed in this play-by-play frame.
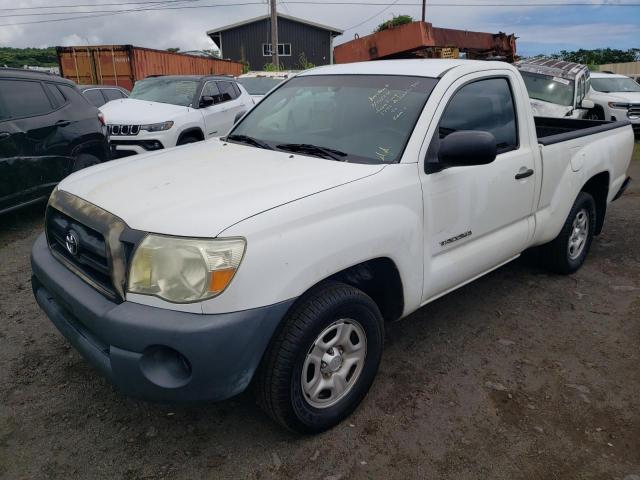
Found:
[140,121,174,132]
[608,102,630,109]
[128,235,246,303]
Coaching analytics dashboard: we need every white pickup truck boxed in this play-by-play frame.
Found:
[31,59,634,433]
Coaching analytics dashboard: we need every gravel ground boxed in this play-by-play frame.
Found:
[1,151,639,480]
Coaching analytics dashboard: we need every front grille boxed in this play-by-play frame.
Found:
[46,207,116,299]
[46,189,143,302]
[628,105,640,120]
[108,124,140,136]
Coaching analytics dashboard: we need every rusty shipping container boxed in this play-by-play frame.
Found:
[57,45,243,91]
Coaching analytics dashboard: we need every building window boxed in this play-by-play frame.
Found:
[262,43,292,56]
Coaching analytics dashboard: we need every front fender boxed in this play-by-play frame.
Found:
[204,164,424,316]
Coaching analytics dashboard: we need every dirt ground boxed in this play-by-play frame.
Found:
[1,150,639,480]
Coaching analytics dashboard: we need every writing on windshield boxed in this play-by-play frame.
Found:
[229,74,438,164]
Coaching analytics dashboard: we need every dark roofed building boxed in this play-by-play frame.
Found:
[207,13,343,71]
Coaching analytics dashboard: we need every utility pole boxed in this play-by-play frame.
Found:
[270,0,279,70]
[421,0,426,22]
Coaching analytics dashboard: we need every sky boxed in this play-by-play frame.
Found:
[0,0,638,58]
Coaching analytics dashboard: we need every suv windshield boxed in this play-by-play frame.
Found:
[228,74,438,164]
[237,77,285,95]
[130,77,199,107]
[521,71,574,106]
[591,77,640,93]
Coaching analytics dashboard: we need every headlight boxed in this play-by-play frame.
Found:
[140,121,174,132]
[608,102,630,109]
[128,235,246,303]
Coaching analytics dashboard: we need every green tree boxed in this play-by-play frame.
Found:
[0,47,57,68]
[550,48,639,65]
[166,47,180,53]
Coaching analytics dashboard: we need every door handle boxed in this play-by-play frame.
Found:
[55,120,70,127]
[515,167,534,180]
[0,132,10,140]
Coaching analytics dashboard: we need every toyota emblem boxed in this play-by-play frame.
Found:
[65,230,80,256]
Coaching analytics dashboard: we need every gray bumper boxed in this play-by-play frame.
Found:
[31,233,294,403]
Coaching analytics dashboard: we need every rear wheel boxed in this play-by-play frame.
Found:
[538,191,596,274]
[256,281,384,433]
[71,153,100,172]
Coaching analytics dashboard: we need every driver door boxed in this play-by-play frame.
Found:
[199,81,229,138]
[420,72,537,302]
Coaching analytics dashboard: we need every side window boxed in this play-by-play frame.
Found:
[232,82,241,97]
[46,83,66,108]
[0,79,53,120]
[201,81,220,98]
[83,89,105,107]
[439,77,518,153]
[59,85,93,107]
[217,81,237,101]
[103,89,125,101]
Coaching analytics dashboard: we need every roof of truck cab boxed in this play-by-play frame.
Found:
[299,59,511,78]
[516,57,588,80]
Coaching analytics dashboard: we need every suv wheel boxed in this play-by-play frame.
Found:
[177,135,200,146]
[72,153,100,172]
[539,191,596,274]
[256,281,384,433]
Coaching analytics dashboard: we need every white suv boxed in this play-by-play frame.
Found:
[101,75,253,158]
[587,72,640,135]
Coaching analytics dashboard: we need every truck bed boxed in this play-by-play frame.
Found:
[535,116,631,146]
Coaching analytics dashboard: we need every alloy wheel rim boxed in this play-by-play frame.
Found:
[568,208,589,260]
[301,319,367,409]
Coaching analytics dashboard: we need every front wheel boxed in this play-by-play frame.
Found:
[177,135,200,146]
[538,191,596,274]
[256,282,384,433]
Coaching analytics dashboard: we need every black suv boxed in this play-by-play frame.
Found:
[0,69,110,215]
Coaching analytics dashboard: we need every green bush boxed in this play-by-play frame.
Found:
[375,15,413,33]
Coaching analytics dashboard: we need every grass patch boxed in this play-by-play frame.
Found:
[634,143,640,162]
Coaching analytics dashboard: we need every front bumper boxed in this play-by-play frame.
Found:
[31,233,293,403]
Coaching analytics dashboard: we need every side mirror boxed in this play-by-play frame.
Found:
[580,99,595,109]
[199,95,214,107]
[433,130,497,171]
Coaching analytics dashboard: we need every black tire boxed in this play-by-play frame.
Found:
[256,281,384,434]
[71,153,100,172]
[177,135,200,146]
[538,191,596,274]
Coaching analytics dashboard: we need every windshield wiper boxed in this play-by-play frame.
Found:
[275,143,348,161]
[226,134,273,150]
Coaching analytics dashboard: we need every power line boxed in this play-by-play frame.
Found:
[0,0,204,11]
[342,0,401,31]
[0,2,264,26]
[1,1,639,27]
[4,0,640,13]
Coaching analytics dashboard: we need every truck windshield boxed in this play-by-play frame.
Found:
[591,77,640,93]
[521,71,574,107]
[228,74,438,164]
[129,77,199,107]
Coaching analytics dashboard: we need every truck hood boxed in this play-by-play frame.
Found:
[59,139,385,237]
[529,99,573,118]
[597,92,640,104]
[100,98,195,124]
